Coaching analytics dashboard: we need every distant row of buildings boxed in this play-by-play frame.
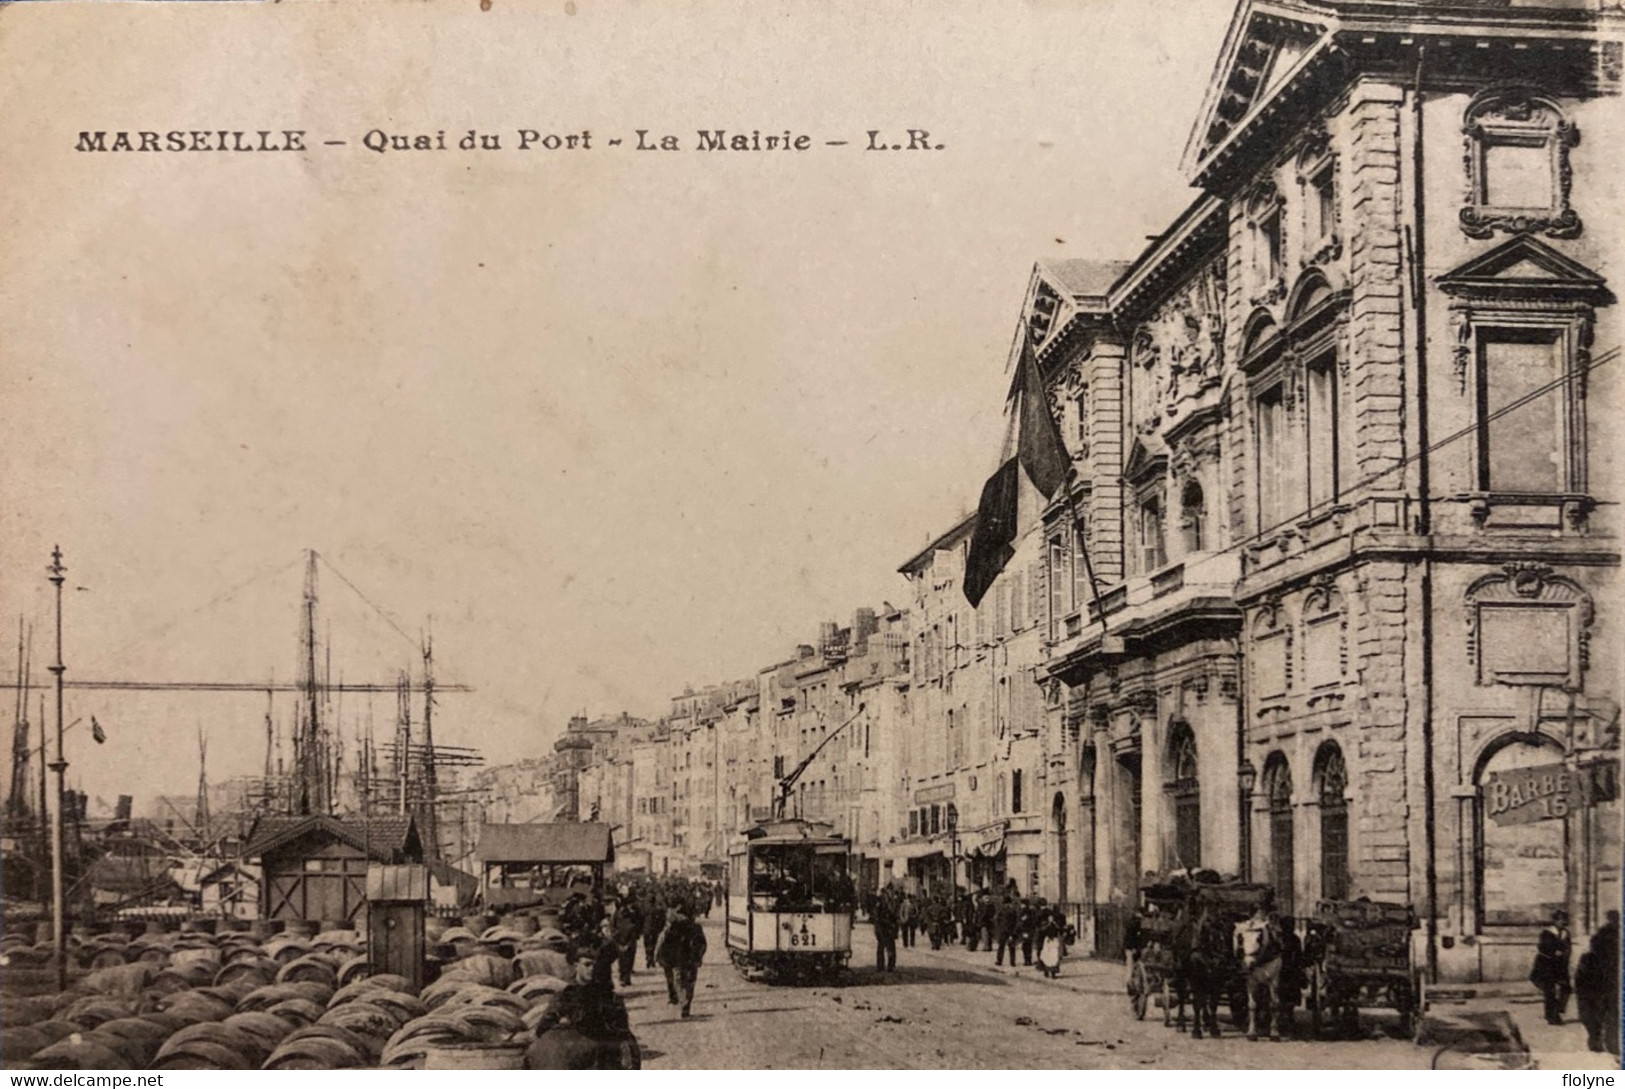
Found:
[482,0,1623,985]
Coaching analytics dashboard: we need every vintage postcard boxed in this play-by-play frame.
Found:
[0,0,1620,1073]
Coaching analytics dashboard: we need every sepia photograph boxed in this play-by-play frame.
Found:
[0,0,1621,1073]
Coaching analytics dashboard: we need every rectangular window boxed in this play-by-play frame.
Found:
[1138,495,1166,574]
[1256,386,1286,529]
[908,810,918,837]
[1306,356,1340,509]
[1259,208,1283,282]
[1477,328,1565,493]
[1011,769,1024,814]
[1309,164,1335,243]
[1047,534,1069,639]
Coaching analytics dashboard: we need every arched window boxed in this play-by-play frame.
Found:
[1476,732,1569,927]
[1314,743,1349,901]
[1180,480,1207,554]
[1168,723,1201,869]
[1265,753,1294,917]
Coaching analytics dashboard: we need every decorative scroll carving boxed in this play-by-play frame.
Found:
[1465,563,1594,686]
[1460,90,1582,240]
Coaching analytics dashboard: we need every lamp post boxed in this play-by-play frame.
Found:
[1238,760,1257,883]
[946,804,959,893]
[46,547,68,993]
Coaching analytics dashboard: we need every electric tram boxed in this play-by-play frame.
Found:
[724,818,856,982]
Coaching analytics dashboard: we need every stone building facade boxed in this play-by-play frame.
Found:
[1033,0,1622,982]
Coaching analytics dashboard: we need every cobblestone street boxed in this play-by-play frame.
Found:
[626,921,1435,1069]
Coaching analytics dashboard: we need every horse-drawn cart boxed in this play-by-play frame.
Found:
[1304,899,1421,1037]
[1125,880,1187,1022]
[1125,875,1274,1034]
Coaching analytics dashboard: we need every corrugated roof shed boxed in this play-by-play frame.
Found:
[241,814,421,862]
[478,822,615,865]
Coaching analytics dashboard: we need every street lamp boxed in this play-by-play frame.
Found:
[946,804,959,892]
[1237,760,1257,882]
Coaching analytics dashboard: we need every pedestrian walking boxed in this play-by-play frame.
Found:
[642,896,667,970]
[1574,910,1620,1055]
[899,894,918,948]
[611,898,642,987]
[993,892,1020,967]
[1530,909,1573,1025]
[872,888,900,972]
[1018,897,1037,967]
[1036,906,1065,978]
[977,892,997,953]
[655,905,707,1018]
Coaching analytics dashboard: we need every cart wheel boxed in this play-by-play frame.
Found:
[1130,961,1150,1020]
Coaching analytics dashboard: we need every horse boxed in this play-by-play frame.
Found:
[1178,907,1230,1040]
[1235,910,1286,1041]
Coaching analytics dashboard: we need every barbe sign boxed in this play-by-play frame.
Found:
[1485,759,1620,826]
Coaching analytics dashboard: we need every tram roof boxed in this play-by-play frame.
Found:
[733,818,848,849]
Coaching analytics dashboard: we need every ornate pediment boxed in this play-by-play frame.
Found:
[1123,436,1168,487]
[1183,2,1332,176]
[1437,234,1610,303]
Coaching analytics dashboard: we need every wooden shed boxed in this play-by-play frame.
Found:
[242,814,423,924]
[478,822,615,909]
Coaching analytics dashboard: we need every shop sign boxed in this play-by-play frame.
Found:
[914,782,956,805]
[1486,760,1619,827]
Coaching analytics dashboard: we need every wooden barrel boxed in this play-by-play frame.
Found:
[460,913,492,934]
[143,919,171,936]
[283,920,318,939]
[499,914,538,937]
[423,1042,527,1070]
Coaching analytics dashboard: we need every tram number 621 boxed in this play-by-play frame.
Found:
[790,932,818,947]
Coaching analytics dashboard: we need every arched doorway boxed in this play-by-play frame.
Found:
[1476,733,1568,928]
[1052,792,1069,904]
[1167,723,1201,869]
[1265,753,1294,917]
[1314,743,1350,901]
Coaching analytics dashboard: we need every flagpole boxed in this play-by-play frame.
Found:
[47,546,68,993]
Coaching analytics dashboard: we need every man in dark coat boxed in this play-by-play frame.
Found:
[871,888,900,972]
[525,941,641,1069]
[993,892,1021,967]
[1574,910,1620,1055]
[656,905,708,1018]
[1017,897,1037,967]
[611,898,643,987]
[1530,909,1573,1025]
[642,895,668,970]
[977,892,998,953]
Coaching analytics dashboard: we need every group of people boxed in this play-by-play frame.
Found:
[522,877,714,1069]
[1529,908,1620,1055]
[865,883,1076,977]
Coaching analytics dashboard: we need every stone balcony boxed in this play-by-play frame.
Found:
[1044,549,1243,678]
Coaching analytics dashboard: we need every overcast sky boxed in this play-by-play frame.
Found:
[0,0,1236,806]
